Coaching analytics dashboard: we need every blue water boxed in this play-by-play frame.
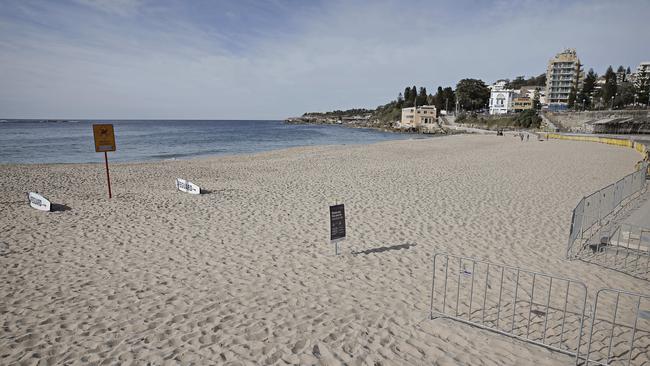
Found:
[0,120,423,164]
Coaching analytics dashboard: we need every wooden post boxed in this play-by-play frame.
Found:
[104,151,112,199]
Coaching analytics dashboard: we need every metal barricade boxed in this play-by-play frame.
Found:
[429,253,588,364]
[584,288,650,365]
[567,162,648,260]
[578,223,650,281]
[568,198,586,258]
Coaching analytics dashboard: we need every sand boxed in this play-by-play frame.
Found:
[0,134,647,365]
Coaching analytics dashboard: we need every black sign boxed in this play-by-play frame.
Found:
[329,204,346,241]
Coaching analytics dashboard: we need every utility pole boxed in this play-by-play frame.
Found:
[445,98,448,113]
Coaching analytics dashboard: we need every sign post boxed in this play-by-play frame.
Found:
[92,124,116,199]
[329,204,346,255]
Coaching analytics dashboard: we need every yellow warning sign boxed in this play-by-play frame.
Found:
[93,124,116,152]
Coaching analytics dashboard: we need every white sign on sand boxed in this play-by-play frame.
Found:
[27,192,51,211]
[175,178,201,195]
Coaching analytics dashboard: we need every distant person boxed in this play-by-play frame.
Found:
[520,133,524,142]
[526,133,529,142]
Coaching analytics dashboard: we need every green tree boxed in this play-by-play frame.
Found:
[506,76,525,89]
[532,89,541,110]
[578,69,597,109]
[603,66,617,108]
[614,81,635,108]
[403,87,413,108]
[567,87,577,109]
[455,79,490,111]
[442,87,455,112]
[417,87,428,106]
[617,65,626,82]
[411,85,417,106]
[433,86,444,111]
[504,73,546,89]
[514,109,542,129]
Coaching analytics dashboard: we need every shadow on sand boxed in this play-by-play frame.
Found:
[51,203,72,212]
[352,243,416,256]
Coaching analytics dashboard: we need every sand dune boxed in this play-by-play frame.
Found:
[1,134,646,365]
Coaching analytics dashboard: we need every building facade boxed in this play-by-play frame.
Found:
[520,86,545,105]
[512,97,532,112]
[634,62,650,105]
[400,105,437,128]
[489,81,515,115]
[545,49,583,111]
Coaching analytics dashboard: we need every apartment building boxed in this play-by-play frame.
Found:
[400,105,437,128]
[634,62,650,104]
[512,97,533,112]
[545,49,583,111]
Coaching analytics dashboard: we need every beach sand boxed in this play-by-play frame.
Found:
[1,134,647,365]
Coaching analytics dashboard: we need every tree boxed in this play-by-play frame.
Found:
[455,79,490,111]
[603,66,617,108]
[411,85,417,106]
[514,109,542,129]
[417,87,428,107]
[578,69,597,109]
[442,87,456,112]
[614,81,635,108]
[533,89,541,110]
[567,87,577,109]
[504,73,546,89]
[396,92,404,108]
[507,76,526,89]
[403,87,413,108]
[433,86,444,111]
[617,65,626,82]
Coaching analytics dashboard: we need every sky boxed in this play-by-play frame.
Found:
[1,0,649,119]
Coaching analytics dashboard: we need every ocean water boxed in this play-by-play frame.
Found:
[0,120,424,164]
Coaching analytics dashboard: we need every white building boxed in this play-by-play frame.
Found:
[489,81,515,115]
[634,61,650,104]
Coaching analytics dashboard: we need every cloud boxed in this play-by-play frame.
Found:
[0,0,649,119]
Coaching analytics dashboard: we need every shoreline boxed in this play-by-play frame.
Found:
[0,130,441,167]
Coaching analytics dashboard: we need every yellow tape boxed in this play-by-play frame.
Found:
[544,134,645,158]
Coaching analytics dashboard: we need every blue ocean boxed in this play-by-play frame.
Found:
[0,120,423,164]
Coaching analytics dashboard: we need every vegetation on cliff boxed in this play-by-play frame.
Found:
[456,109,542,129]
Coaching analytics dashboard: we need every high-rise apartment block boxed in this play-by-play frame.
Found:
[545,49,583,111]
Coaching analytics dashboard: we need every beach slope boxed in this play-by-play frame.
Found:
[0,134,644,365]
